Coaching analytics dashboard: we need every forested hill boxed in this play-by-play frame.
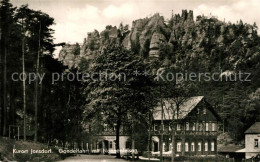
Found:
[59,10,260,142]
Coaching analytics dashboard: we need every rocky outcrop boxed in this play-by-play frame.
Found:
[59,10,259,70]
[149,32,167,58]
[58,44,80,68]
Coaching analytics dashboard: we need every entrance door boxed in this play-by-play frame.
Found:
[154,142,159,152]
[104,140,109,154]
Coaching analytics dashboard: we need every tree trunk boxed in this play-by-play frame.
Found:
[3,47,7,136]
[0,19,2,135]
[171,125,175,162]
[132,137,135,160]
[159,85,164,162]
[34,22,41,142]
[10,82,16,125]
[131,119,135,161]
[181,134,185,156]
[148,112,151,161]
[116,118,121,158]
[22,36,26,141]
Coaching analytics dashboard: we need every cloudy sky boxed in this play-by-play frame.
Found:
[10,0,260,57]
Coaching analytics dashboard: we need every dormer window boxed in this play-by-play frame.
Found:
[192,123,196,131]
[203,108,206,114]
[186,122,189,131]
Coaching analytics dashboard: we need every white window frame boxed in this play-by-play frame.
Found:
[211,141,215,151]
[212,123,216,131]
[192,123,196,131]
[191,142,195,152]
[198,142,202,151]
[186,122,189,131]
[203,108,206,114]
[205,142,208,151]
[177,142,181,152]
[154,124,158,131]
[206,123,209,131]
[185,142,189,152]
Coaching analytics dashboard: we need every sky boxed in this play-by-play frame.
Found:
[10,0,260,58]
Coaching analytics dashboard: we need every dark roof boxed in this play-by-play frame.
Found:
[218,144,244,153]
[153,96,204,120]
[245,122,260,134]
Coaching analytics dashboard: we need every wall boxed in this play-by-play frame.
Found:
[245,134,260,159]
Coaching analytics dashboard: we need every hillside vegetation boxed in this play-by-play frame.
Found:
[59,10,260,142]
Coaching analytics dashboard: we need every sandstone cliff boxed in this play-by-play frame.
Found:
[59,10,259,71]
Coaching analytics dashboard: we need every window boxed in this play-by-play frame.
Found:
[169,125,172,131]
[192,123,196,131]
[109,141,113,149]
[211,142,215,151]
[206,123,209,131]
[185,142,189,152]
[212,123,216,131]
[199,123,203,131]
[154,124,158,131]
[191,142,195,152]
[205,142,208,151]
[177,124,181,131]
[203,108,206,114]
[255,139,259,148]
[186,122,189,131]
[177,142,181,152]
[198,142,202,151]
[113,124,117,131]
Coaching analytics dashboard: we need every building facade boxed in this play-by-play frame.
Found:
[152,96,221,157]
[86,122,131,154]
[245,122,260,159]
[86,96,220,157]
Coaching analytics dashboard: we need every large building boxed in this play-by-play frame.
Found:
[88,96,221,158]
[245,122,260,159]
[152,96,221,157]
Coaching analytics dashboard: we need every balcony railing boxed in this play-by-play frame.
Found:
[151,130,218,136]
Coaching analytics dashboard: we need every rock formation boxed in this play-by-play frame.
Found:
[59,10,259,71]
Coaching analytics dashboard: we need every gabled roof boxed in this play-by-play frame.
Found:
[153,96,204,120]
[245,122,260,134]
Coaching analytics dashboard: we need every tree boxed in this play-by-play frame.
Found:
[0,0,16,136]
[156,67,197,162]
[16,5,55,141]
[84,44,156,158]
